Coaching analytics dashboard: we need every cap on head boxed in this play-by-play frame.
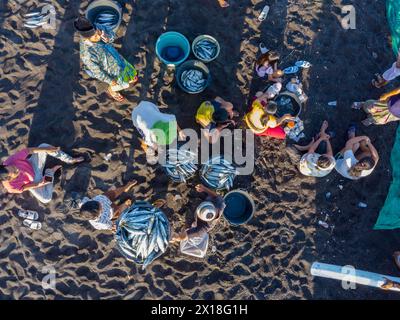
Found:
[196,201,217,222]
[74,17,96,38]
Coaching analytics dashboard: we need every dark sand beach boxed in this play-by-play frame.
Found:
[0,0,400,299]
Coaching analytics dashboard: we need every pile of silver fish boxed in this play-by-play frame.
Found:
[23,11,49,29]
[200,156,237,191]
[94,10,119,28]
[181,69,207,93]
[193,39,218,61]
[162,149,198,183]
[116,204,170,269]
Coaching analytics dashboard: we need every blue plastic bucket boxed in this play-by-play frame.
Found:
[156,32,190,66]
[223,190,255,226]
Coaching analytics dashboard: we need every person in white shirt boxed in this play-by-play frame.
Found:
[294,120,336,178]
[79,180,137,231]
[372,49,400,88]
[335,125,379,180]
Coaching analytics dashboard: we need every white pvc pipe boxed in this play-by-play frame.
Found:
[311,262,400,292]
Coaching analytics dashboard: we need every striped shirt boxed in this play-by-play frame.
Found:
[81,195,114,230]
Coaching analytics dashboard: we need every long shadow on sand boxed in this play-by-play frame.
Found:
[304,0,400,299]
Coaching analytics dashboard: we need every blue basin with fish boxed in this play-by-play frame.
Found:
[86,0,122,32]
[176,60,211,94]
[223,190,255,226]
[156,32,191,66]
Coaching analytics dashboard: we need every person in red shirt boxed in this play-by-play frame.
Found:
[0,144,84,203]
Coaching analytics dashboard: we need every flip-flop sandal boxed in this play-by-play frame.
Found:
[18,209,39,220]
[295,60,312,68]
[23,219,42,230]
[283,66,299,74]
[372,74,388,88]
[106,90,126,102]
[259,42,269,54]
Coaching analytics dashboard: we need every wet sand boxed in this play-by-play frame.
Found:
[0,0,400,299]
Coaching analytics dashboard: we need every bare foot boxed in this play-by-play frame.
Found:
[107,87,125,102]
[218,0,229,7]
[124,180,138,193]
[71,156,85,164]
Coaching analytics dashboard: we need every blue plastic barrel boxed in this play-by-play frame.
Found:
[156,32,190,66]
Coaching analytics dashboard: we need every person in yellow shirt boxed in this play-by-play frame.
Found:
[196,97,238,143]
[245,96,293,140]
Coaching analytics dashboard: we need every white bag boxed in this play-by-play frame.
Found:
[180,232,209,258]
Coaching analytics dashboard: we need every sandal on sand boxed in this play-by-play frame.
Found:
[18,209,38,220]
[259,42,269,54]
[394,252,400,270]
[218,0,229,8]
[23,219,42,230]
[106,88,126,102]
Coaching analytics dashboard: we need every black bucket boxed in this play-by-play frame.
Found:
[176,60,211,94]
[274,91,302,118]
[223,190,255,226]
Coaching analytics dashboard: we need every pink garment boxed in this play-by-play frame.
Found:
[2,148,35,193]
[256,64,274,78]
[382,62,400,81]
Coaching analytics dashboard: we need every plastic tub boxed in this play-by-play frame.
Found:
[192,35,220,63]
[85,0,122,33]
[223,190,255,226]
[274,91,302,118]
[176,60,211,94]
[156,31,191,67]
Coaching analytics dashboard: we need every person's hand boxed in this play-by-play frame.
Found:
[284,114,294,120]
[195,184,205,193]
[110,80,118,87]
[178,130,186,141]
[320,133,330,141]
[100,30,110,42]
[40,178,51,186]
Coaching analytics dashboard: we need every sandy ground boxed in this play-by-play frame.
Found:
[1,0,400,299]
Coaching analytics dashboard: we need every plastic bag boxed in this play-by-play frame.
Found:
[180,232,209,258]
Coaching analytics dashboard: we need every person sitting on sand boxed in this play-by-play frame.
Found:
[245,92,294,140]
[132,101,186,158]
[372,50,400,88]
[74,17,138,102]
[170,184,225,243]
[196,97,238,144]
[0,144,84,204]
[79,181,137,231]
[294,120,336,178]
[335,125,379,180]
[217,0,229,7]
[352,87,400,126]
[255,51,283,83]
